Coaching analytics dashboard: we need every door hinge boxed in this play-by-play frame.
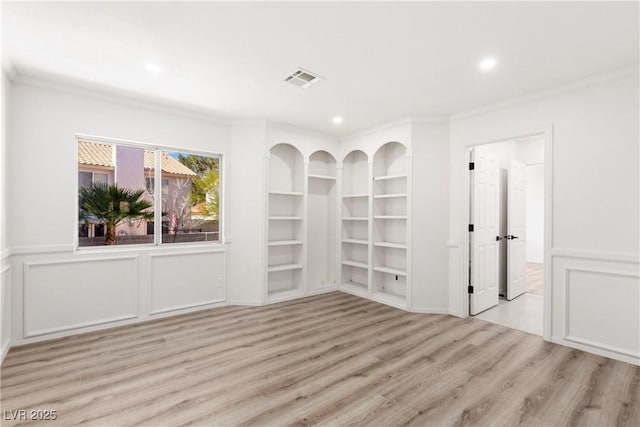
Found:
[469,162,475,170]
[468,224,474,232]
[468,285,474,294]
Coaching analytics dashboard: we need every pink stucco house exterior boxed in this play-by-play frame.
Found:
[78,140,197,242]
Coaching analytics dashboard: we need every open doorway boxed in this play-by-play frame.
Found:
[468,135,545,335]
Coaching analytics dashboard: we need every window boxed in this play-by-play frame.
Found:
[161,152,220,244]
[77,138,221,247]
[79,171,108,188]
[145,177,168,196]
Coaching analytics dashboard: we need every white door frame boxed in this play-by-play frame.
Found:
[462,125,553,341]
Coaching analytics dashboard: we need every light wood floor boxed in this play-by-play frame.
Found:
[1,292,638,426]
[526,262,544,295]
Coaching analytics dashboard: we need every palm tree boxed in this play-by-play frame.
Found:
[79,183,154,245]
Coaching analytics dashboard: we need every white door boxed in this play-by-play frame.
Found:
[469,148,500,315]
[507,160,527,300]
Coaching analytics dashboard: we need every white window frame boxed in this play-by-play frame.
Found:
[75,133,224,251]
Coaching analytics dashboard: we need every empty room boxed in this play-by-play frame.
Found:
[0,1,638,426]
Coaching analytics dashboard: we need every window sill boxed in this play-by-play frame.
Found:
[74,241,227,255]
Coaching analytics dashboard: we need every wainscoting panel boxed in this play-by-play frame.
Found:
[149,250,226,315]
[24,257,138,337]
[1,265,11,362]
[552,251,639,364]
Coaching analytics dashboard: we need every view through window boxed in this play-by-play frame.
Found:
[78,139,220,247]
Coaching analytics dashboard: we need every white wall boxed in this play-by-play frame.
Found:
[410,121,450,313]
[526,164,544,263]
[227,121,267,305]
[1,69,11,361]
[6,76,231,346]
[448,71,640,364]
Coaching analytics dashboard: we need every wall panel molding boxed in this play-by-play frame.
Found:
[149,250,226,315]
[552,253,640,365]
[551,248,639,263]
[23,256,139,338]
[1,265,12,364]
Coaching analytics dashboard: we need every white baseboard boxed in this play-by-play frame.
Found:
[551,336,639,366]
[12,300,228,347]
[227,300,263,306]
[1,340,10,365]
[411,306,450,314]
[306,286,338,296]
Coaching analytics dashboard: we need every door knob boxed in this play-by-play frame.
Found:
[505,235,519,240]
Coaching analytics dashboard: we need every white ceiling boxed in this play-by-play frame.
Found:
[3,1,638,135]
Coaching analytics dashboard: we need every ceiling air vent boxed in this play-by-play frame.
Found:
[284,68,321,88]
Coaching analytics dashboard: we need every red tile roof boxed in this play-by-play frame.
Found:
[78,141,196,176]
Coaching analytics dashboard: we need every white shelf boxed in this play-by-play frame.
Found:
[342,194,369,199]
[268,240,303,247]
[341,282,369,297]
[373,266,407,276]
[268,263,303,273]
[373,193,407,199]
[374,241,407,249]
[342,217,369,221]
[373,215,407,220]
[342,260,368,270]
[269,190,303,196]
[373,174,407,181]
[268,288,305,301]
[372,291,406,308]
[269,216,303,220]
[308,174,336,180]
[342,239,369,245]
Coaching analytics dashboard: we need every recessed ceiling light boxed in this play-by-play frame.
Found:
[332,116,343,125]
[478,57,497,71]
[145,63,162,73]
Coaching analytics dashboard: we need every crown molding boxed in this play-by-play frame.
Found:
[450,65,639,122]
[11,68,232,126]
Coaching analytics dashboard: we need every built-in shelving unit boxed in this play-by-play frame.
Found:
[340,150,370,297]
[372,142,409,307]
[265,139,410,310]
[307,151,338,293]
[267,144,305,299]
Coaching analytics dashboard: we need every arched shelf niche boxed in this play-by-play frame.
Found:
[340,149,370,297]
[307,150,338,292]
[371,141,408,306]
[267,143,305,298]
